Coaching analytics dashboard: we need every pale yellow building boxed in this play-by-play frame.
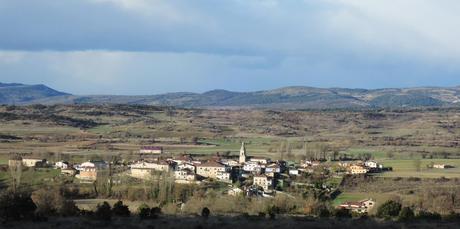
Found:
[196,161,228,179]
[22,158,46,167]
[349,165,368,175]
[130,161,171,179]
[253,174,273,191]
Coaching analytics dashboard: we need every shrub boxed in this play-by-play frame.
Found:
[32,188,57,216]
[398,207,415,221]
[150,207,162,219]
[112,201,130,217]
[443,211,460,221]
[266,205,280,220]
[376,200,401,219]
[417,210,442,221]
[138,203,150,220]
[0,191,37,221]
[95,201,112,221]
[58,200,80,217]
[333,208,352,218]
[313,205,330,218]
[201,207,210,218]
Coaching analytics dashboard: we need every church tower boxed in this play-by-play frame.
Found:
[239,142,247,164]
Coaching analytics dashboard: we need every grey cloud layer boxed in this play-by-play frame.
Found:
[0,0,460,94]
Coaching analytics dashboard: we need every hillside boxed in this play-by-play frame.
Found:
[1,82,460,109]
[0,83,69,104]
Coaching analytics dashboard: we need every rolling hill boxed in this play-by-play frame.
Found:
[1,82,460,109]
[0,83,69,104]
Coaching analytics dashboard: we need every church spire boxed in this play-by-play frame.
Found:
[239,142,246,164]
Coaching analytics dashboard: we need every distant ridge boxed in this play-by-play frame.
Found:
[1,82,460,109]
[0,83,69,104]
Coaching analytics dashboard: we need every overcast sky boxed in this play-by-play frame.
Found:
[1,0,460,95]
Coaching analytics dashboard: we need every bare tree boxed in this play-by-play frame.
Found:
[9,155,22,193]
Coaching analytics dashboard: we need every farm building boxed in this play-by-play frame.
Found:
[139,146,163,154]
[338,199,375,214]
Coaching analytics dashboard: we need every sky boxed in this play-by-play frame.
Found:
[1,0,460,95]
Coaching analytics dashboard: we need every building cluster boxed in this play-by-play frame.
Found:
[339,160,386,175]
[8,155,47,168]
[337,199,376,214]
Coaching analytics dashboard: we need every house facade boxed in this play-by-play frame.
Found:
[196,161,228,179]
[253,175,273,191]
[349,165,368,174]
[130,161,171,179]
[76,160,109,181]
[22,158,46,167]
[249,157,270,165]
[338,199,375,214]
[243,161,264,173]
[174,169,196,181]
[55,161,69,169]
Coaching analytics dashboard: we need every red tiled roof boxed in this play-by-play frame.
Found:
[197,161,225,168]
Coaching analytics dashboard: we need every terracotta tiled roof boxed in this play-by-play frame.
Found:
[197,161,225,168]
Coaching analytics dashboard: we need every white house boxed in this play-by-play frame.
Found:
[364,161,382,169]
[249,157,270,165]
[243,161,264,173]
[228,187,243,196]
[216,171,232,182]
[300,160,321,168]
[177,162,196,172]
[76,160,108,181]
[221,159,240,167]
[433,164,454,169]
[289,168,300,176]
[22,158,46,167]
[265,163,281,173]
[338,199,376,214]
[55,161,69,169]
[174,169,196,181]
[139,146,163,154]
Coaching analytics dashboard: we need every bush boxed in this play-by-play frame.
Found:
[266,205,280,220]
[313,205,330,218]
[201,207,210,218]
[333,208,352,218]
[398,207,415,221]
[138,203,150,220]
[32,188,57,216]
[150,207,162,219]
[443,211,460,221]
[112,201,130,217]
[0,191,37,221]
[417,210,441,221]
[58,200,80,217]
[94,201,112,221]
[376,200,401,219]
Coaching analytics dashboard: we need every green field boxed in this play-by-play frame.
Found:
[377,159,460,178]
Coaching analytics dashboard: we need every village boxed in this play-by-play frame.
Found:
[8,142,441,214]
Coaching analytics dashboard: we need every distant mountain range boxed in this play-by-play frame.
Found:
[2,82,460,109]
